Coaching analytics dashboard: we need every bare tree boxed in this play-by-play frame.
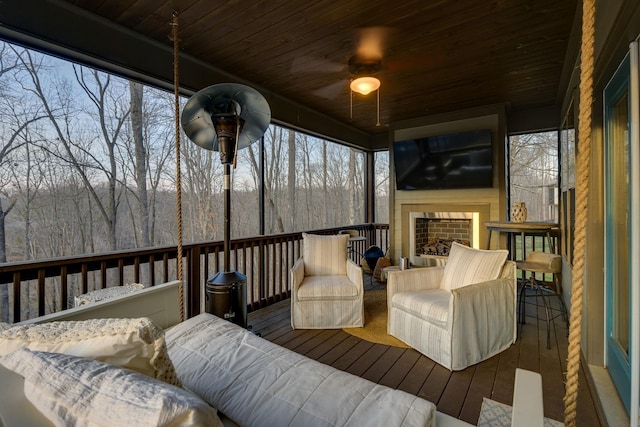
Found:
[510,132,558,221]
[180,140,221,241]
[128,81,150,247]
[348,148,357,224]
[144,92,176,245]
[374,151,390,223]
[246,126,285,233]
[73,66,129,250]
[10,128,46,260]
[23,149,97,260]
[287,129,296,231]
[296,134,316,228]
[0,44,22,264]
[119,87,175,247]
[15,47,129,251]
[322,140,328,227]
[0,47,44,262]
[0,129,25,262]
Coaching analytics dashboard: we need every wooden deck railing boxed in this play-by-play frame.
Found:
[0,224,389,323]
[0,224,560,323]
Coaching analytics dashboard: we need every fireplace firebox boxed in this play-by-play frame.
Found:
[409,211,480,266]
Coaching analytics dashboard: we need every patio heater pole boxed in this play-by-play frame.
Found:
[223,161,231,273]
[205,113,248,327]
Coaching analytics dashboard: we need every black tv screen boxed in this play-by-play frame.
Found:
[393,129,493,190]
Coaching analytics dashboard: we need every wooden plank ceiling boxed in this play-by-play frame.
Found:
[63,0,578,135]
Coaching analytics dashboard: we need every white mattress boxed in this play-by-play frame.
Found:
[166,313,436,427]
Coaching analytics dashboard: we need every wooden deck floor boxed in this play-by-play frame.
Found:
[247,279,604,426]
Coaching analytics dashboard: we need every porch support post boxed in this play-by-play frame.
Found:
[365,151,375,245]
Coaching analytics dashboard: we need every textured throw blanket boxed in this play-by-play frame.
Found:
[166,313,436,427]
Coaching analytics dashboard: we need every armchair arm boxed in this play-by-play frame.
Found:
[387,266,445,311]
[449,276,517,367]
[290,257,305,299]
[346,259,364,290]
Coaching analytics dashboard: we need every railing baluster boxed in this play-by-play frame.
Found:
[118,258,124,287]
[188,246,201,317]
[134,257,140,283]
[81,263,88,294]
[163,253,169,283]
[100,261,107,289]
[284,238,290,299]
[149,254,155,286]
[38,269,46,316]
[203,247,210,283]
[274,242,286,301]
[12,272,20,323]
[61,265,68,310]
[271,239,277,302]
[258,240,265,305]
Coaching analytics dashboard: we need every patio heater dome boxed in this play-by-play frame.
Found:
[181,83,271,158]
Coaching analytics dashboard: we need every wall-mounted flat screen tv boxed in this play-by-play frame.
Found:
[393,129,493,190]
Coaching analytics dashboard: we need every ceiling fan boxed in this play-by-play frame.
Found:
[348,26,386,93]
[292,27,391,125]
[292,27,390,100]
[348,55,382,95]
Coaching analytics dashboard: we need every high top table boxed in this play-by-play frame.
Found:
[483,221,559,260]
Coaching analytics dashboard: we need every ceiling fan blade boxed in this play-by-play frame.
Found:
[385,50,447,73]
[355,27,391,61]
[311,80,348,99]
[291,55,345,74]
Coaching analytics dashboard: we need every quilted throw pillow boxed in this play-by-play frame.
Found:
[1,349,222,427]
[0,317,180,386]
[302,233,349,276]
[440,242,509,291]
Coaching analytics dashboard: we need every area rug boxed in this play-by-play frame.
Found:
[478,398,564,427]
[343,290,409,348]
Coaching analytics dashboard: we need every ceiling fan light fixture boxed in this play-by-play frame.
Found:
[350,76,380,95]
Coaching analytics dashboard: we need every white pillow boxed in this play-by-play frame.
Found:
[0,317,180,386]
[302,233,349,276]
[440,242,509,291]
[1,348,222,427]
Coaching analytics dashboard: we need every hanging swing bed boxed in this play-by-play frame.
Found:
[0,0,597,425]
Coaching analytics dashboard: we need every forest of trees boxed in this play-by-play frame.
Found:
[0,40,389,265]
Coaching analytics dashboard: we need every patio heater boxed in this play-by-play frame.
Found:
[181,83,271,328]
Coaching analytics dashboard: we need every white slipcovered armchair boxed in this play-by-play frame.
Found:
[387,242,516,370]
[291,233,364,329]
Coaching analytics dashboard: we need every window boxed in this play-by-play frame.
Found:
[561,100,576,263]
[237,125,365,235]
[375,151,389,223]
[509,131,559,222]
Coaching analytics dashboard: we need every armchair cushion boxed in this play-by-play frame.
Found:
[302,233,349,276]
[296,275,359,301]
[391,290,450,328]
[441,242,509,291]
